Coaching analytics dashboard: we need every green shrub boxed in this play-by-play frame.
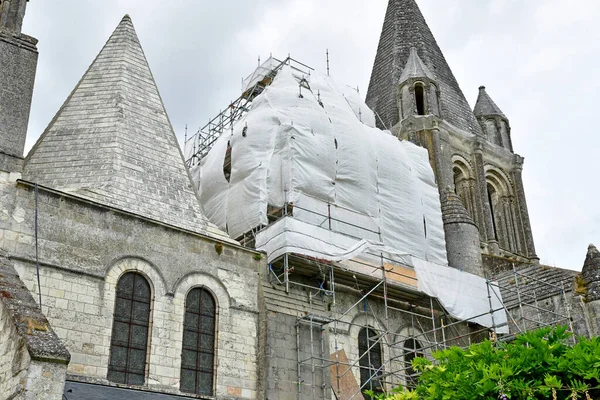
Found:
[372,326,600,400]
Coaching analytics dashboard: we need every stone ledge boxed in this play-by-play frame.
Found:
[0,248,70,364]
[0,30,38,51]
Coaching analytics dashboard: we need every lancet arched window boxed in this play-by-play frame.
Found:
[487,183,499,241]
[414,83,425,115]
[108,272,152,385]
[180,288,217,395]
[358,327,383,397]
[486,169,520,253]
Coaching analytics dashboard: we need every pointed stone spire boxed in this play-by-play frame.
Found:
[582,244,600,301]
[473,86,513,151]
[399,47,436,82]
[473,86,505,118]
[23,15,226,239]
[366,0,482,135]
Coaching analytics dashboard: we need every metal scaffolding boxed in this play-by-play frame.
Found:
[184,55,576,399]
[184,56,313,167]
[262,205,575,399]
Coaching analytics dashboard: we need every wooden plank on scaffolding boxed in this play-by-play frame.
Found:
[329,349,364,400]
[384,263,417,288]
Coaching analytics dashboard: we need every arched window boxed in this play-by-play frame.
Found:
[358,327,383,397]
[414,84,425,115]
[108,272,152,385]
[453,161,475,221]
[487,183,498,241]
[180,288,217,396]
[403,338,423,387]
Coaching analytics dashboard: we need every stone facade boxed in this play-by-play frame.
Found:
[1,1,599,399]
[0,171,263,399]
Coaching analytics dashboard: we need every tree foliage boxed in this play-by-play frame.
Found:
[371,326,600,400]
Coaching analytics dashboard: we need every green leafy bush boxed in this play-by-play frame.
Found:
[373,326,600,400]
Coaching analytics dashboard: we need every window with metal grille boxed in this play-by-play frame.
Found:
[107,272,152,385]
[180,288,216,395]
[358,327,383,398]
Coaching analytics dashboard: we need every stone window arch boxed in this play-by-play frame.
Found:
[485,168,520,253]
[358,326,384,397]
[180,287,217,396]
[107,272,152,385]
[452,157,476,223]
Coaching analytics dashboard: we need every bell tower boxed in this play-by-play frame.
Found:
[0,0,38,172]
[366,0,538,272]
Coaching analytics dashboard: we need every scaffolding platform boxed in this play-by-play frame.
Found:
[184,56,313,166]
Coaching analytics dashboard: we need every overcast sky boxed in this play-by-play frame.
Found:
[22,0,599,271]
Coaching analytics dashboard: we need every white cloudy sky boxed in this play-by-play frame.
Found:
[22,0,599,271]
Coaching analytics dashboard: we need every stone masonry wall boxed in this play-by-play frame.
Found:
[0,245,70,399]
[0,298,31,399]
[262,275,454,399]
[0,174,264,399]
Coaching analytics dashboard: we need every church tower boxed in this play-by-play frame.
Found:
[366,0,537,272]
[0,0,37,172]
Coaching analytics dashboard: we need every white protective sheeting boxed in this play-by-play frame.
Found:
[256,216,411,267]
[411,257,509,333]
[195,65,448,265]
[255,216,507,331]
[194,64,509,330]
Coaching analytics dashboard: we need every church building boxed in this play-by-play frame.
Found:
[1,0,599,399]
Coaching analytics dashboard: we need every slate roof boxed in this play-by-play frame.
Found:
[495,263,577,309]
[440,190,476,226]
[23,16,227,239]
[473,86,506,118]
[365,0,483,135]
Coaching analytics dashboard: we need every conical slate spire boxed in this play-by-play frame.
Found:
[366,0,483,135]
[473,86,506,118]
[440,190,476,227]
[399,47,436,83]
[582,244,600,301]
[24,15,226,238]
